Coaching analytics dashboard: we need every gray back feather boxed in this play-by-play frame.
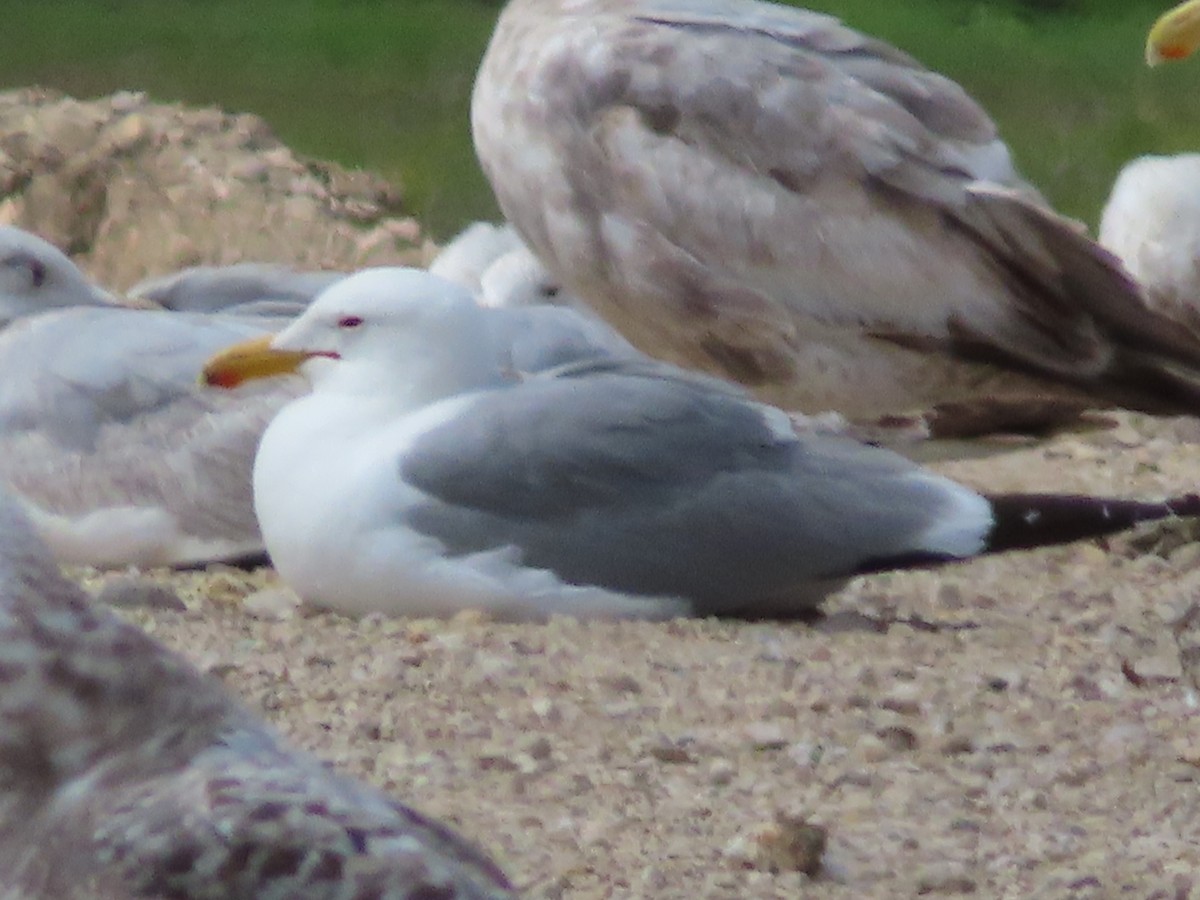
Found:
[401,361,980,615]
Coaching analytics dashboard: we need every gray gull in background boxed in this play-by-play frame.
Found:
[472,0,1200,437]
[202,267,1200,621]
[129,261,345,318]
[0,489,515,899]
[0,305,298,568]
[0,224,117,323]
[0,226,301,568]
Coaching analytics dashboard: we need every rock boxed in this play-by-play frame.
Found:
[915,861,977,894]
[744,722,789,751]
[0,87,424,287]
[94,576,187,612]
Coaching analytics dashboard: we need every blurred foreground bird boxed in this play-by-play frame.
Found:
[0,489,515,899]
[474,0,1200,439]
[204,267,1200,621]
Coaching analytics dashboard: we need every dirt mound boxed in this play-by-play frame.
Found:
[0,87,425,289]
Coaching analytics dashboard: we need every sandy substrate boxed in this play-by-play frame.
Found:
[79,412,1200,899]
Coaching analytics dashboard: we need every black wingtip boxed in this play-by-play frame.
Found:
[850,492,1200,579]
[983,492,1200,554]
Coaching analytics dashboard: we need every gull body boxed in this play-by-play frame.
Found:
[0,226,302,568]
[1100,154,1200,330]
[473,0,1200,430]
[0,490,514,899]
[204,268,1200,621]
[0,305,299,567]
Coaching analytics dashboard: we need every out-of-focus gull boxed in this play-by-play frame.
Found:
[202,268,1200,621]
[0,225,116,323]
[473,0,1200,434]
[427,221,523,292]
[130,262,345,318]
[432,221,646,371]
[0,490,515,899]
[1100,154,1200,330]
[0,305,297,568]
[0,225,304,568]
[1148,0,1200,64]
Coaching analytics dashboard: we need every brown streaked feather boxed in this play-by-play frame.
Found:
[474,0,1200,432]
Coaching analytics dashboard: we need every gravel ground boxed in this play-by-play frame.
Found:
[73,411,1200,899]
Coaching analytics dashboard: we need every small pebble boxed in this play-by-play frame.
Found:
[242,587,301,621]
[95,576,186,612]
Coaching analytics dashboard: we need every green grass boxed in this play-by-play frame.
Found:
[0,0,1194,237]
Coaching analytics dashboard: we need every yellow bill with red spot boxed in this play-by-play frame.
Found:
[1148,0,1200,65]
[201,335,317,389]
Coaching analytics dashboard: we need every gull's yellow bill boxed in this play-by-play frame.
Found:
[201,335,313,389]
[1148,0,1200,65]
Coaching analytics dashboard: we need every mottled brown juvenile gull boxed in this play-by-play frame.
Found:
[0,490,514,899]
[1100,154,1200,330]
[202,268,1200,621]
[473,0,1200,435]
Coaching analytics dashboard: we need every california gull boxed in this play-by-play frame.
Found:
[473,0,1200,433]
[202,268,1200,621]
[0,489,514,899]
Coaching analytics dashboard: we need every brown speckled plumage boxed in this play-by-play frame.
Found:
[0,495,515,899]
[473,0,1200,430]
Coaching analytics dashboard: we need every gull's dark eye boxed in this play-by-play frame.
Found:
[338,315,363,329]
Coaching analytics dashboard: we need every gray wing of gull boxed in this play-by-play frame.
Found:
[130,263,344,315]
[400,359,984,616]
[485,305,644,372]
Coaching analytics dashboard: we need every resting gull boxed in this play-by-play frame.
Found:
[473,0,1200,435]
[202,267,1200,621]
[0,224,116,322]
[0,490,514,899]
[0,223,650,568]
[1100,154,1200,331]
[0,305,299,568]
[0,226,306,568]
